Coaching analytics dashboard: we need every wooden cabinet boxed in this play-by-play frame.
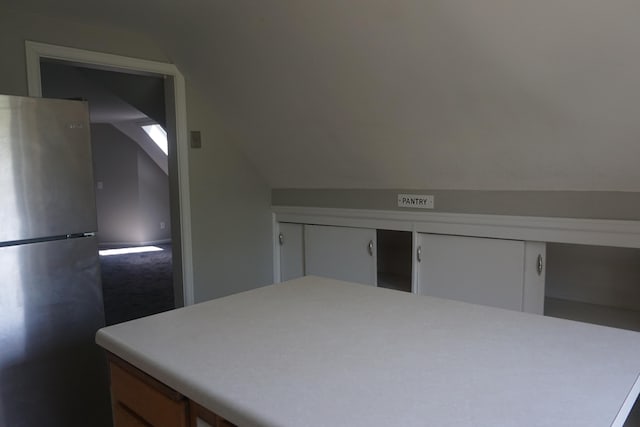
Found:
[304,224,377,285]
[108,355,236,427]
[416,233,545,313]
[109,355,189,427]
[112,406,151,427]
[278,222,304,282]
[190,402,236,427]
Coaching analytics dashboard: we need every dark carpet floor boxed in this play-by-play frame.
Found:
[100,244,175,326]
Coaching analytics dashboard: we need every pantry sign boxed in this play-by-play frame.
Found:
[397,194,434,209]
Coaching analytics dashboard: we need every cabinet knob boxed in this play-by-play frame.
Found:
[279,233,284,246]
[368,240,374,256]
[536,254,544,275]
[417,245,422,262]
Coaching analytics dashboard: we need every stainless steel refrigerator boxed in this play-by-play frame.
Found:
[0,94,112,426]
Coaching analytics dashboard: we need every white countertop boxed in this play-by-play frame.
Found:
[96,276,640,427]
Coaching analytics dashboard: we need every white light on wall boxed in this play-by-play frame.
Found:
[142,124,168,155]
[99,246,164,256]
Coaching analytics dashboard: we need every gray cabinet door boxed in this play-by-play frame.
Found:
[304,225,376,286]
[417,233,525,311]
[279,223,304,282]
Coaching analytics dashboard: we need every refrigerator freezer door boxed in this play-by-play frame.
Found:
[0,236,111,427]
[0,95,97,243]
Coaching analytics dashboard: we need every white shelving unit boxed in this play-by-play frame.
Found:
[273,208,640,326]
[545,298,640,332]
[543,242,640,333]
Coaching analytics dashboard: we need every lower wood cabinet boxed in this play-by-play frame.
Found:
[108,354,236,427]
[190,402,236,427]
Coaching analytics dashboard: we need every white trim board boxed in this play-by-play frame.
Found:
[272,206,640,249]
[613,373,640,427]
[26,41,195,306]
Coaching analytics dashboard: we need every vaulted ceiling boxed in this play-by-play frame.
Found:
[7,0,640,190]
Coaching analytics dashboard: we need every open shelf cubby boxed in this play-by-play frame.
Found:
[376,230,412,293]
[543,243,640,333]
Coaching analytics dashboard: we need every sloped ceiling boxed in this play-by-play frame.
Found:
[40,61,169,173]
[40,61,147,123]
[7,0,640,190]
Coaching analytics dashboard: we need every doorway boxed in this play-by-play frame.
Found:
[40,61,176,324]
[26,41,194,314]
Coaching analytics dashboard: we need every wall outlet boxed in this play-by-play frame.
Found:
[397,194,434,209]
[160,222,166,229]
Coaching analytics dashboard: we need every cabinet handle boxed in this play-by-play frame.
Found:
[368,240,374,256]
[536,254,544,275]
[279,233,284,246]
[417,245,422,262]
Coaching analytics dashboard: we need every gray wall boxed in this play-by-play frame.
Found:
[128,1,640,194]
[91,123,171,246]
[137,147,171,244]
[0,9,273,302]
[5,2,640,194]
[186,86,273,302]
[81,68,166,126]
[91,124,144,244]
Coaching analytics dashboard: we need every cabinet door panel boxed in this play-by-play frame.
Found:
[113,404,152,427]
[305,225,376,285]
[522,241,546,314]
[279,223,304,282]
[110,360,188,427]
[417,234,525,311]
[190,401,237,427]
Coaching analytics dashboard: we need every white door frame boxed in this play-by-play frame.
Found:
[25,40,195,306]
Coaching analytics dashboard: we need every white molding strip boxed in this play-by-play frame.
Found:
[273,206,640,249]
[26,41,195,306]
[612,374,640,427]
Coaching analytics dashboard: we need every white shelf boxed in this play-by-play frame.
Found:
[544,297,640,332]
[377,272,411,293]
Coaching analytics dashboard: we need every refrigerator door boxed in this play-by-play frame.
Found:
[0,95,97,243]
[0,236,111,427]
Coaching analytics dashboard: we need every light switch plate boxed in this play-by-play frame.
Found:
[190,130,202,148]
